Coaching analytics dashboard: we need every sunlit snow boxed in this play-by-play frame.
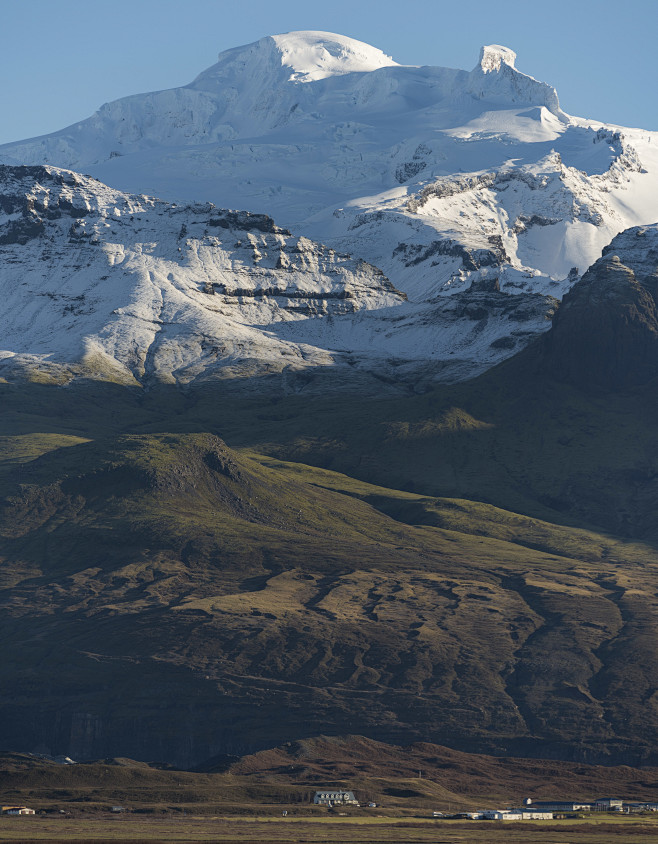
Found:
[1,32,657,386]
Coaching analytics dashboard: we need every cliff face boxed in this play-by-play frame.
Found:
[0,164,564,390]
[539,228,658,388]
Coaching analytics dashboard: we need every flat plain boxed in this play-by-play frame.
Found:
[4,815,658,843]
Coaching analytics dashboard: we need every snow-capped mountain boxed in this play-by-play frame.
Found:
[0,164,558,387]
[0,165,405,386]
[1,32,657,385]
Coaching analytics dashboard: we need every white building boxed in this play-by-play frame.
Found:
[313,790,358,806]
[482,810,524,820]
[523,798,590,812]
[482,808,553,820]
[595,798,623,811]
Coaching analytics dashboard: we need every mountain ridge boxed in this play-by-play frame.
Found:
[2,31,658,773]
[2,31,656,386]
[0,163,558,387]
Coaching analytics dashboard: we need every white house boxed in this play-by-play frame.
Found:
[519,809,555,820]
[482,809,524,820]
[313,790,358,806]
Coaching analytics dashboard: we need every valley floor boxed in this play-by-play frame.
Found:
[3,815,658,843]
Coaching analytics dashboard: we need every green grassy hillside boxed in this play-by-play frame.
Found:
[5,246,658,767]
[2,365,658,766]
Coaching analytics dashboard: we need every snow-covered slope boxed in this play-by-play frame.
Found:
[1,32,657,384]
[0,165,405,387]
[0,164,556,388]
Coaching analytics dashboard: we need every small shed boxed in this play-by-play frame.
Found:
[3,806,36,815]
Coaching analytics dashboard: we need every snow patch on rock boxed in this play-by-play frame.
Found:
[0,165,559,389]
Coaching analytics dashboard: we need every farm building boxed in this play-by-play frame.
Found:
[523,798,590,812]
[482,810,524,820]
[595,798,623,810]
[313,789,358,806]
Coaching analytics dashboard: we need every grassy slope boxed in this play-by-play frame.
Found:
[5,736,658,813]
[3,292,658,760]
[2,370,658,766]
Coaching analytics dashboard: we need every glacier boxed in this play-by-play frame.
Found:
[1,32,657,386]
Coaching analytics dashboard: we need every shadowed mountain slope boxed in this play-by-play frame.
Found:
[2,422,658,766]
[2,222,658,766]
[536,228,658,388]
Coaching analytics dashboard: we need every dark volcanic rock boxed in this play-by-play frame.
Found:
[0,165,96,245]
[539,232,658,388]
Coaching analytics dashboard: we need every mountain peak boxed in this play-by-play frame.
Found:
[196,31,399,89]
[537,225,658,389]
[478,44,517,73]
[468,43,562,116]
[268,31,399,82]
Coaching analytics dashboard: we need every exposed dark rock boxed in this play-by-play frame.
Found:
[513,213,560,234]
[468,276,500,293]
[215,284,357,301]
[460,303,490,321]
[444,281,557,327]
[395,143,431,184]
[490,335,516,349]
[393,238,503,272]
[0,217,44,245]
[203,447,242,481]
[207,210,291,236]
[407,172,496,210]
[0,166,97,247]
[539,251,658,388]
[394,160,427,184]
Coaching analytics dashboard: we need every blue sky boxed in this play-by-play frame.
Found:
[1,0,656,145]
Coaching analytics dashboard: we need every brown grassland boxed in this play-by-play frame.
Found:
[5,738,658,842]
[3,814,658,843]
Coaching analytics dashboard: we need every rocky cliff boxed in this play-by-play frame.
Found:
[539,224,658,388]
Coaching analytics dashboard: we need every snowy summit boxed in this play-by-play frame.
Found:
[0,31,657,387]
[268,31,399,82]
[478,44,517,73]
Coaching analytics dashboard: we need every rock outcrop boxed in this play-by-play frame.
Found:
[539,225,658,388]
